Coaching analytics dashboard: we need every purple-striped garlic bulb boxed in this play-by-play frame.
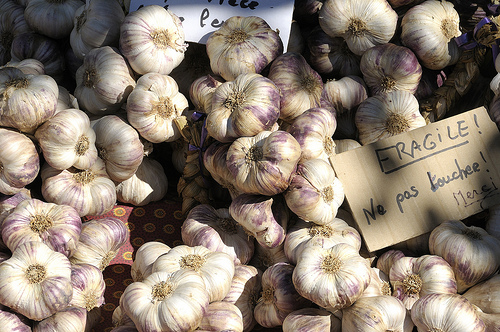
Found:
[0,241,73,321]
[69,217,129,271]
[119,5,187,75]
[0,309,32,331]
[198,301,244,331]
[206,15,283,82]
[206,73,281,143]
[267,52,323,123]
[283,307,342,332]
[69,263,106,312]
[1,198,82,258]
[131,241,171,282]
[33,306,87,332]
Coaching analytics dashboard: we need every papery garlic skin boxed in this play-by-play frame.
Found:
[355,90,427,145]
[4,58,45,76]
[0,241,73,321]
[389,255,457,310]
[2,198,82,257]
[360,43,422,95]
[463,274,500,314]
[70,217,129,271]
[121,270,209,332]
[268,52,323,123]
[131,241,171,282]
[0,67,58,134]
[318,0,398,56]
[206,73,281,143]
[35,108,98,171]
[70,263,106,312]
[250,242,290,273]
[189,74,224,114]
[400,0,462,70]
[33,306,87,332]
[181,204,254,265]
[119,5,188,75]
[292,243,372,313]
[284,217,361,265]
[411,293,485,332]
[282,307,342,332]
[40,158,116,217]
[206,15,283,82]
[360,267,392,298]
[342,295,407,332]
[429,220,500,293]
[152,244,235,303]
[284,159,344,225]
[223,264,262,332]
[254,262,311,328]
[226,130,301,196]
[126,72,189,144]
[0,128,40,195]
[198,301,244,332]
[376,249,405,276]
[0,309,32,332]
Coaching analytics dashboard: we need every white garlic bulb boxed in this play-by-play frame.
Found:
[33,306,87,332]
[376,249,406,276]
[292,243,372,313]
[206,15,283,82]
[282,307,342,332]
[70,263,106,312]
[360,267,392,298]
[198,301,244,332]
[318,0,398,56]
[0,309,32,331]
[0,241,73,321]
[400,0,462,70]
[462,274,500,314]
[35,108,98,171]
[131,241,171,282]
[355,90,427,145]
[411,293,485,331]
[119,5,188,75]
[126,72,189,144]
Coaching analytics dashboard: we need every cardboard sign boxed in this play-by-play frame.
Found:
[128,0,295,49]
[331,107,500,252]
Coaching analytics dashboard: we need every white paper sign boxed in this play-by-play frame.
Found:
[128,0,295,49]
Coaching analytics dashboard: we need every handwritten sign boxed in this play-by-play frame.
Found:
[331,107,500,252]
[127,0,295,48]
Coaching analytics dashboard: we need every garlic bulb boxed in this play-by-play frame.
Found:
[40,158,116,217]
[410,293,485,332]
[389,255,457,310]
[267,52,323,123]
[429,219,500,293]
[282,307,342,332]
[284,158,344,225]
[360,267,392,298]
[342,295,407,331]
[292,243,372,312]
[33,306,87,332]
[206,15,283,81]
[307,26,362,79]
[318,0,398,56]
[2,198,82,257]
[0,1,31,65]
[223,264,262,332]
[4,58,45,75]
[126,72,189,143]
[287,107,337,165]
[0,309,32,331]
[250,242,290,273]
[284,217,361,265]
[0,66,58,133]
[0,128,39,195]
[229,194,289,250]
[56,85,80,113]
[376,249,405,276]
[355,90,427,145]
[112,304,136,328]
[70,217,129,271]
[0,189,31,235]
[131,241,171,282]
[334,139,361,153]
[152,244,235,303]
[74,46,136,115]
[70,0,125,59]
[189,74,224,114]
[360,43,422,95]
[400,0,462,70]
[226,130,301,196]
[121,269,209,332]
[35,108,98,171]
[254,262,312,328]
[91,115,144,182]
[116,156,168,206]
[70,263,106,311]
[0,241,73,321]
[462,274,500,314]
[181,204,254,265]
[23,0,83,39]
[198,301,244,332]
[206,73,281,143]
[119,5,188,75]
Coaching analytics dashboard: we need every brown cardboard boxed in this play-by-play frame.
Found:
[331,107,500,252]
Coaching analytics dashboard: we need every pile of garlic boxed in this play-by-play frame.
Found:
[0,0,500,331]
